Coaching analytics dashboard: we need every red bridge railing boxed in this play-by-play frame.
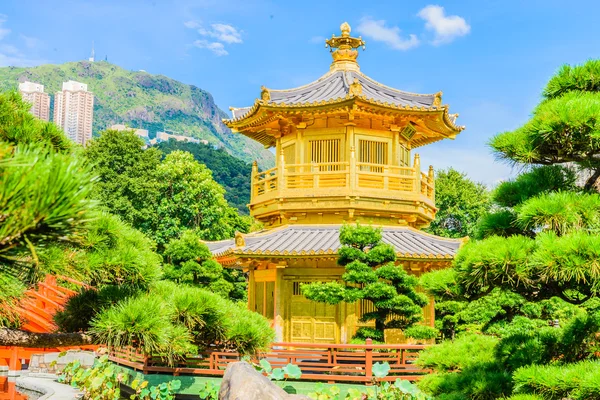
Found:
[109,339,429,383]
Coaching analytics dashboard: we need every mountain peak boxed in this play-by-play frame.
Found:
[0,61,274,169]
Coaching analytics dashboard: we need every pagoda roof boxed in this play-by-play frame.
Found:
[206,225,463,261]
[230,70,438,121]
[225,22,464,149]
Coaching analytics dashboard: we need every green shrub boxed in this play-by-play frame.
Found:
[54,285,138,332]
[416,334,498,372]
[404,325,438,340]
[505,395,544,400]
[90,282,274,359]
[353,327,384,342]
[513,360,600,400]
[418,365,512,400]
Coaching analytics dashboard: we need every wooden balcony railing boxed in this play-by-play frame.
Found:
[108,340,429,383]
[251,153,435,205]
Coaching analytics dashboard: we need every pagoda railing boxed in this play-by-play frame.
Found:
[251,155,435,205]
[108,340,429,383]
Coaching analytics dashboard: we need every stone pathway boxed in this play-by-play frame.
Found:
[17,374,82,399]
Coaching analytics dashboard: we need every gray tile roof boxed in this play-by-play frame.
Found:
[230,70,437,121]
[206,225,462,260]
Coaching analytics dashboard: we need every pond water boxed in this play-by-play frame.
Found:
[0,374,42,400]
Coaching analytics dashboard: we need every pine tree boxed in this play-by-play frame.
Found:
[302,224,428,337]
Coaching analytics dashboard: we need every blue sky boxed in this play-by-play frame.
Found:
[2,0,600,185]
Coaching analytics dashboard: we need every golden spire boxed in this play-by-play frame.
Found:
[325,22,365,71]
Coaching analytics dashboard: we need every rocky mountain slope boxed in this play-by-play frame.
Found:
[0,61,274,168]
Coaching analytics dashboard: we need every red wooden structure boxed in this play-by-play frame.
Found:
[109,339,429,383]
[15,275,86,333]
[0,376,27,400]
[0,275,95,372]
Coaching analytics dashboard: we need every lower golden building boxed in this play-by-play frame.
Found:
[207,22,465,343]
[208,225,461,343]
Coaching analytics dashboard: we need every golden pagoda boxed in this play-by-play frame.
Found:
[207,23,465,344]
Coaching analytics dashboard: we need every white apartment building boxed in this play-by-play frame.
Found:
[110,124,149,139]
[19,81,50,121]
[155,131,205,144]
[54,81,94,146]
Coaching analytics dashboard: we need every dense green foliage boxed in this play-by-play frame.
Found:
[154,150,249,244]
[490,60,600,189]
[83,129,162,230]
[512,360,600,399]
[418,59,600,400]
[83,130,249,247]
[303,224,428,336]
[156,140,252,214]
[90,282,274,358]
[427,168,491,238]
[163,230,246,300]
[0,89,269,360]
[0,90,95,327]
[0,61,274,168]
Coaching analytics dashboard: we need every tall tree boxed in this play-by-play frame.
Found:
[156,140,252,215]
[0,91,95,346]
[427,168,491,238]
[491,60,600,190]
[163,230,234,298]
[83,129,162,231]
[302,225,428,336]
[153,150,249,245]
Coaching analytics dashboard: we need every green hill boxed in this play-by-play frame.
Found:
[0,61,274,168]
[156,140,252,214]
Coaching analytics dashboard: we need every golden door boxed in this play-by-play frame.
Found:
[289,281,338,343]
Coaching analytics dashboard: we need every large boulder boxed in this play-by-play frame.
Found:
[219,361,310,400]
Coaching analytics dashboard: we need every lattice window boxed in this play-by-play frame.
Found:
[357,298,376,320]
[309,139,341,171]
[398,144,411,167]
[359,139,388,172]
[293,281,312,296]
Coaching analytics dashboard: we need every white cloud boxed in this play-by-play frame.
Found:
[193,39,228,56]
[357,17,419,51]
[184,20,200,29]
[20,34,41,49]
[0,44,18,55]
[0,14,11,40]
[198,23,242,44]
[185,20,242,56]
[417,5,470,45]
[0,15,45,67]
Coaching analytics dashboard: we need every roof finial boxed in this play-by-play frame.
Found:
[325,22,365,72]
[340,22,351,37]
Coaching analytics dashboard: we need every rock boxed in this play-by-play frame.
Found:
[218,361,310,400]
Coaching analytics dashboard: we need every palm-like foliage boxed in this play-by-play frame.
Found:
[0,90,71,152]
[0,143,96,280]
[516,192,600,235]
[90,282,274,359]
[490,60,600,189]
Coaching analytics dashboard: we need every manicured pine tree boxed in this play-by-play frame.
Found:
[302,224,428,338]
